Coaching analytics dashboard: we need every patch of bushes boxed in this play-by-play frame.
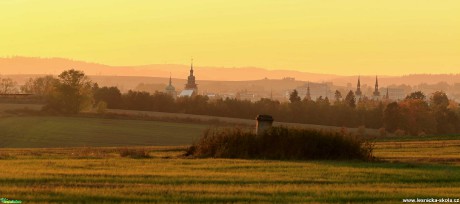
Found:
[378,128,387,137]
[70,147,112,159]
[0,152,16,160]
[187,126,374,161]
[117,148,151,158]
[395,129,406,137]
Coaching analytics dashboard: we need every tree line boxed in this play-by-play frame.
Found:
[22,69,460,136]
[0,76,18,94]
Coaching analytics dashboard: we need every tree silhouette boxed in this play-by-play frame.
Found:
[93,86,122,109]
[383,102,400,132]
[21,75,57,96]
[289,89,301,103]
[0,77,17,94]
[406,91,426,100]
[44,69,93,113]
[430,91,458,133]
[334,90,342,102]
[344,91,356,108]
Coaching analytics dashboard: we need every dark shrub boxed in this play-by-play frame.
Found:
[187,126,374,161]
[70,147,111,159]
[117,148,151,158]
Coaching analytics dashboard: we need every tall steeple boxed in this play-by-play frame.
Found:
[185,58,198,90]
[190,58,194,76]
[305,82,312,100]
[355,76,362,97]
[165,72,176,97]
[373,75,380,97]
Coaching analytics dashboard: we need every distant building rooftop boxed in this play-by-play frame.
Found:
[179,89,195,97]
[282,77,295,81]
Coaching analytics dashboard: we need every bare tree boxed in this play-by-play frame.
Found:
[21,75,57,96]
[0,77,18,94]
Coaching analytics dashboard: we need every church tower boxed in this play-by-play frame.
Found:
[385,88,389,100]
[355,76,362,98]
[373,76,380,98]
[164,73,176,98]
[179,58,199,97]
[185,58,198,90]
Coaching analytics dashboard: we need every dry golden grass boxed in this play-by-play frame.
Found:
[374,140,460,165]
[0,141,459,203]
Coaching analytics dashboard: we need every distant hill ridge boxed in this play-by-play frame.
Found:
[0,56,338,82]
[1,56,460,86]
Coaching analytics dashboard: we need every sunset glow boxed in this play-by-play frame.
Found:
[1,0,459,75]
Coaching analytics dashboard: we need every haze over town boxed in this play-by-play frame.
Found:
[2,1,460,203]
[2,56,460,102]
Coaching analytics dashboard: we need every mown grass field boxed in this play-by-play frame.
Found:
[0,116,209,148]
[108,109,380,135]
[0,103,42,113]
[0,141,459,203]
[0,107,459,203]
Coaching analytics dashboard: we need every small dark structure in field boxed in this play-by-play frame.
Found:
[255,114,274,135]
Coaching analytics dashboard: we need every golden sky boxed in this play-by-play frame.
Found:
[1,0,459,75]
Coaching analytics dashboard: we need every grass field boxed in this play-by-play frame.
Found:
[0,116,209,148]
[109,109,381,136]
[1,106,459,203]
[0,102,380,136]
[0,114,382,149]
[374,140,460,164]
[0,103,42,114]
[0,141,459,203]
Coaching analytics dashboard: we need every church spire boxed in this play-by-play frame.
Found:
[164,71,176,97]
[185,57,198,91]
[190,57,194,76]
[375,75,379,92]
[305,82,311,100]
[373,75,380,97]
[355,76,362,97]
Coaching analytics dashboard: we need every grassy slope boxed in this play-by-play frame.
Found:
[0,112,459,202]
[374,134,460,142]
[109,109,380,135]
[0,144,459,203]
[1,103,379,135]
[0,103,42,113]
[374,140,460,164]
[0,116,208,148]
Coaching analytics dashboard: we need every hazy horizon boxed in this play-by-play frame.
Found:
[1,1,459,75]
[4,56,460,85]
[3,55,459,77]
[1,2,460,203]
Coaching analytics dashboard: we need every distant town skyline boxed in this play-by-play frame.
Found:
[1,1,459,75]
